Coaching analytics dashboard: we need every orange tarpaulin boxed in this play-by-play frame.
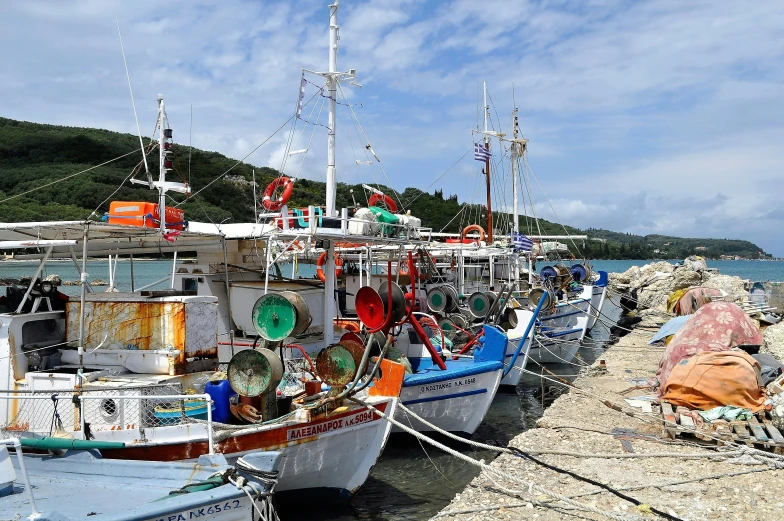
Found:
[656,302,763,393]
[661,350,766,412]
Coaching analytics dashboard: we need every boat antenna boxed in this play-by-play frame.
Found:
[116,19,151,185]
[188,104,193,189]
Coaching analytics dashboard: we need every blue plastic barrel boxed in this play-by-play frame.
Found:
[205,380,236,424]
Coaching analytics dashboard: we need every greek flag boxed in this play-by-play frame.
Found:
[474,143,491,161]
[296,75,307,117]
[513,233,534,252]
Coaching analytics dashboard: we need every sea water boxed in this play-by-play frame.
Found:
[1,259,781,296]
[1,258,780,519]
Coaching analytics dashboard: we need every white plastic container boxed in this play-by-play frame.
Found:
[347,208,379,236]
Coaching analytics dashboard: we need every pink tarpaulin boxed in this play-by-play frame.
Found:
[676,287,723,315]
[655,302,763,395]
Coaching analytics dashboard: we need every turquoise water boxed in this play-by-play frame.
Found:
[589,259,784,282]
[1,259,782,295]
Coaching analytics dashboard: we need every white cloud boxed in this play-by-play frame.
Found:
[1,0,783,254]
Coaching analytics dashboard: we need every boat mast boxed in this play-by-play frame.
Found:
[158,95,168,232]
[483,82,493,243]
[323,1,340,348]
[511,108,519,237]
[326,1,339,217]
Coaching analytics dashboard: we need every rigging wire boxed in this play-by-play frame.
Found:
[337,83,404,211]
[0,148,143,206]
[402,149,471,210]
[177,113,298,206]
[523,154,584,258]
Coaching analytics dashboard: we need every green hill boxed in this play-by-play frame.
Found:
[0,117,768,260]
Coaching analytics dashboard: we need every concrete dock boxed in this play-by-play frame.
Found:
[432,326,784,520]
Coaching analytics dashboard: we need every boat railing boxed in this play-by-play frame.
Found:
[0,389,214,454]
[0,437,38,517]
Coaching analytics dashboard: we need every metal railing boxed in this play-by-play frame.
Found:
[1,437,37,517]
[0,390,214,454]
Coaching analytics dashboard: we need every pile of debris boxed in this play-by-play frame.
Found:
[608,257,751,328]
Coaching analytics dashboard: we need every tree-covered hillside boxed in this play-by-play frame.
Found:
[0,117,767,259]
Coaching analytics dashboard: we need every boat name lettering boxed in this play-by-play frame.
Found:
[146,500,241,521]
[287,409,376,440]
[420,377,476,394]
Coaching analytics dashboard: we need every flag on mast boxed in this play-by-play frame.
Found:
[513,233,534,252]
[474,143,491,161]
[296,75,307,118]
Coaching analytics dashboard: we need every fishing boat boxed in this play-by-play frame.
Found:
[1,438,281,521]
[0,2,411,493]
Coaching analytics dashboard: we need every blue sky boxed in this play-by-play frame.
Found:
[1,0,783,254]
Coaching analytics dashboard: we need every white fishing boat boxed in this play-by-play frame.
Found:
[1,438,281,521]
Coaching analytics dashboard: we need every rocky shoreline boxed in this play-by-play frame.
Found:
[432,260,784,520]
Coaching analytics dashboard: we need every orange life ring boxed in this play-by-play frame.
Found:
[316,251,344,282]
[461,224,486,243]
[262,177,294,212]
[368,193,397,213]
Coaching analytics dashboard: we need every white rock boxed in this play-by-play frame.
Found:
[762,321,784,362]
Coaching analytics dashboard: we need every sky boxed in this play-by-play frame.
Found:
[1,0,783,254]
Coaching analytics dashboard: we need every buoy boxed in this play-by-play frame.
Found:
[316,251,344,282]
[460,224,486,243]
[261,177,294,212]
[369,193,397,213]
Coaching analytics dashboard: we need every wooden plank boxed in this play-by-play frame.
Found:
[731,421,750,439]
[661,402,677,438]
[763,419,784,445]
[679,414,696,431]
[748,415,770,443]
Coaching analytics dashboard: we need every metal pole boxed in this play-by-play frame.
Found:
[158,96,168,233]
[78,224,89,368]
[483,82,493,243]
[206,397,214,455]
[222,237,235,356]
[325,0,339,217]
[15,246,54,314]
[4,439,38,516]
[130,254,135,292]
[512,109,519,237]
[170,251,178,289]
[323,1,340,348]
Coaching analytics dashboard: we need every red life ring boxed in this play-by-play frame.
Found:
[461,224,486,243]
[262,177,294,212]
[368,193,397,213]
[316,251,344,282]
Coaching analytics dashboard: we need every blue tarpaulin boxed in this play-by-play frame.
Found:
[649,315,692,345]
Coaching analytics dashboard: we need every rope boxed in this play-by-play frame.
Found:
[0,148,143,205]
[521,367,784,468]
[352,398,640,521]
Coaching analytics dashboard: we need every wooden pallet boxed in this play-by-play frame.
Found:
[656,402,784,453]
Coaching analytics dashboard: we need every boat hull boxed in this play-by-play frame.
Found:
[394,365,502,436]
[101,397,397,498]
[528,316,588,365]
[588,285,607,330]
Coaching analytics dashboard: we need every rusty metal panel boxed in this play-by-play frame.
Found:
[65,297,217,359]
